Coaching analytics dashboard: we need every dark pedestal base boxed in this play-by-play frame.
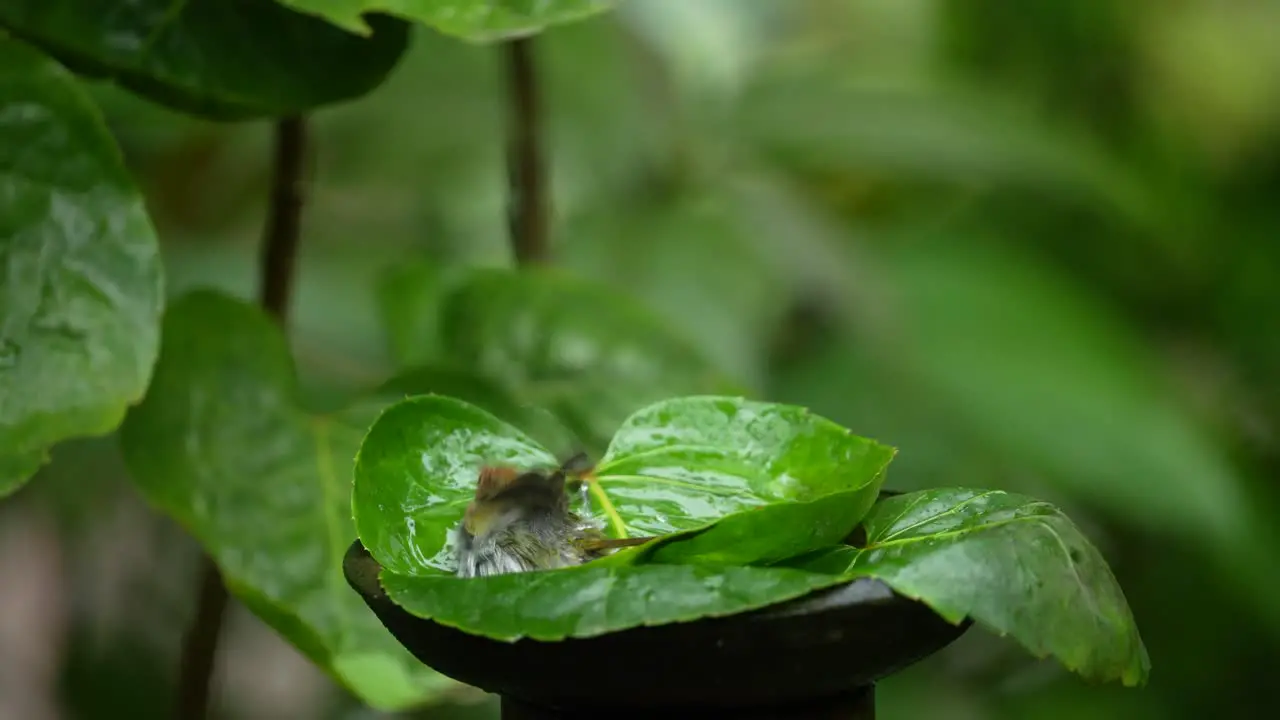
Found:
[500,685,876,720]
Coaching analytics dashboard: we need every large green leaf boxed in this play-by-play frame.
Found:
[278,0,617,40]
[0,38,162,496]
[352,393,893,639]
[0,0,410,120]
[785,488,1150,686]
[354,394,893,574]
[381,562,848,642]
[590,396,896,565]
[435,268,742,452]
[118,291,462,710]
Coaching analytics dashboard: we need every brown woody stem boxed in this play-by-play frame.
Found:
[504,37,549,264]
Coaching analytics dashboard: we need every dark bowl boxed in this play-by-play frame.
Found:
[344,538,971,711]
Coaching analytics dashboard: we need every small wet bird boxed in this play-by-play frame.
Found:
[453,453,649,578]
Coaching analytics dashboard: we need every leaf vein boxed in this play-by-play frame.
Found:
[865,512,1045,550]
[596,473,757,499]
[876,489,1006,543]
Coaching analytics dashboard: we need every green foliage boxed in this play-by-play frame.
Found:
[0,38,162,496]
[439,268,745,449]
[353,394,891,573]
[351,394,895,638]
[117,291,458,710]
[352,390,1144,686]
[278,0,618,40]
[9,1,1238,714]
[786,489,1149,687]
[560,191,791,389]
[381,562,847,641]
[0,0,410,119]
[867,240,1253,554]
[380,267,743,452]
[352,395,560,576]
[589,396,894,564]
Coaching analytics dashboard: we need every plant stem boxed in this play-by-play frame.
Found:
[259,115,308,322]
[504,37,549,264]
[172,557,229,720]
[172,115,309,720]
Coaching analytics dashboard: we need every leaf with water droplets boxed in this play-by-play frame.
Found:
[781,488,1150,686]
[588,396,896,566]
[380,562,851,642]
[352,393,895,640]
[352,394,560,577]
[0,38,162,496]
[355,394,894,575]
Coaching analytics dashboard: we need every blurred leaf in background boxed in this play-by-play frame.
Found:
[119,292,456,710]
[0,0,411,119]
[279,0,618,39]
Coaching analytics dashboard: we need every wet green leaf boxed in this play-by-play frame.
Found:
[354,394,893,574]
[436,268,741,451]
[352,393,894,638]
[118,291,459,710]
[0,38,162,496]
[591,396,896,565]
[0,0,409,119]
[785,488,1150,686]
[352,394,560,576]
[278,0,618,40]
[380,562,848,642]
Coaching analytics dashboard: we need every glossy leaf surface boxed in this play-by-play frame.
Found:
[278,0,617,40]
[0,38,162,496]
[352,395,559,576]
[118,291,456,710]
[354,394,892,574]
[0,0,409,119]
[436,268,741,451]
[785,488,1150,686]
[353,393,893,638]
[591,396,896,565]
[380,562,847,642]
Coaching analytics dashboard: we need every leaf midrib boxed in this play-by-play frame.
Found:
[875,489,1004,543]
[595,473,758,499]
[598,442,763,471]
[864,506,1058,551]
[856,511,1098,616]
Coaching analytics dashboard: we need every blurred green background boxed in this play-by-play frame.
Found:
[3,0,1280,717]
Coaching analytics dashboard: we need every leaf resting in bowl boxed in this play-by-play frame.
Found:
[350,394,895,638]
[781,488,1151,686]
